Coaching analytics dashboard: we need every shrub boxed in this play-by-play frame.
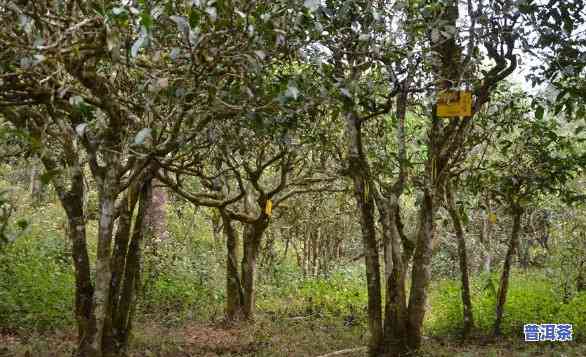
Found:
[0,230,75,332]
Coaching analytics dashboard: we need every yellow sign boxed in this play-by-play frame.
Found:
[265,200,273,216]
[437,90,472,117]
[488,212,497,224]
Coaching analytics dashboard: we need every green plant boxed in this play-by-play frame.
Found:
[0,231,75,332]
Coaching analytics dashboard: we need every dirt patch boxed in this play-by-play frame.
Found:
[181,323,258,355]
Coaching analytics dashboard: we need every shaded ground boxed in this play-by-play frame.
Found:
[1,316,584,356]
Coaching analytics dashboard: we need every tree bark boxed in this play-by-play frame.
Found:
[29,158,42,202]
[479,202,493,274]
[344,110,383,356]
[241,219,268,320]
[59,169,97,357]
[377,197,409,356]
[221,209,245,320]
[577,260,585,292]
[148,181,168,241]
[493,203,523,336]
[445,183,474,337]
[92,182,117,356]
[407,188,435,349]
[112,178,152,351]
[405,0,460,349]
[102,192,134,355]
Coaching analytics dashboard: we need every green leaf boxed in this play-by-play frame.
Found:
[140,12,153,30]
[535,105,544,120]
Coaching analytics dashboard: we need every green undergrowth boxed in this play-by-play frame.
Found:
[0,201,76,332]
[426,272,586,341]
[257,263,368,323]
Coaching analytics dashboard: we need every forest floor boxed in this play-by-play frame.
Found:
[1,314,584,357]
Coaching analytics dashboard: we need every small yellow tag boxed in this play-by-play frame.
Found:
[265,200,273,216]
[437,90,472,117]
[488,212,497,224]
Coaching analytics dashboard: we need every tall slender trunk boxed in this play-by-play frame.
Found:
[577,260,585,292]
[29,158,42,202]
[302,232,309,277]
[377,197,408,356]
[479,211,492,274]
[493,203,523,336]
[221,209,245,320]
[59,172,97,357]
[241,219,268,320]
[211,211,222,243]
[345,110,383,356]
[445,183,474,337]
[112,178,152,351]
[407,188,435,349]
[102,193,133,355]
[405,0,460,348]
[379,68,413,356]
[92,187,116,356]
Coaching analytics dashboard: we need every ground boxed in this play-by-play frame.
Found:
[1,314,584,357]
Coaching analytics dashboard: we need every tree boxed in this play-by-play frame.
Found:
[483,110,585,336]
[298,0,522,353]
[158,120,338,320]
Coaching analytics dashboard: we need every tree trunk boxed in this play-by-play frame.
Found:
[344,110,383,356]
[479,210,492,274]
[211,211,222,244]
[407,188,435,349]
[92,188,116,356]
[102,189,137,355]
[148,180,168,241]
[59,170,98,357]
[221,209,245,320]
[445,183,474,337]
[493,204,523,336]
[577,260,585,292]
[111,178,152,352]
[29,158,42,202]
[241,219,268,320]
[405,0,460,349]
[377,197,409,356]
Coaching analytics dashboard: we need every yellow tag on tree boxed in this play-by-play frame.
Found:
[488,212,497,224]
[265,200,273,216]
[437,90,472,117]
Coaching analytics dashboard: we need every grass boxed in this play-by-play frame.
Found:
[426,273,586,341]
